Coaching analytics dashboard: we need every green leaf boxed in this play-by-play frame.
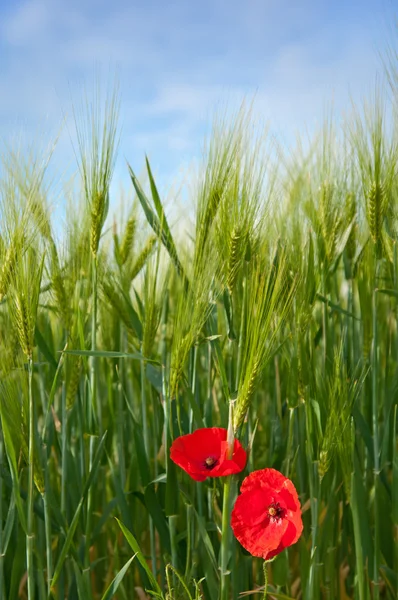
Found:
[133,286,145,321]
[128,162,185,279]
[50,497,84,590]
[51,432,108,589]
[9,529,26,599]
[116,518,162,594]
[100,554,136,600]
[352,404,374,466]
[271,550,289,587]
[132,418,151,487]
[185,388,205,429]
[165,449,179,517]
[146,156,185,278]
[331,218,355,270]
[146,363,162,393]
[304,233,316,305]
[207,311,229,401]
[310,399,322,438]
[119,286,144,341]
[42,345,66,440]
[165,564,193,600]
[194,509,219,578]
[351,452,373,599]
[2,493,16,553]
[34,326,58,369]
[72,560,92,600]
[392,405,398,528]
[377,288,398,298]
[144,483,171,554]
[223,288,236,340]
[81,431,108,499]
[64,349,144,360]
[380,565,397,594]
[316,293,361,321]
[0,415,27,533]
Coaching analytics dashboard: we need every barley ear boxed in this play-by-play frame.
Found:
[73,81,120,258]
[66,355,83,409]
[0,243,17,302]
[345,192,357,260]
[227,226,243,294]
[366,180,386,253]
[233,358,260,430]
[9,250,44,359]
[130,236,157,281]
[120,216,137,265]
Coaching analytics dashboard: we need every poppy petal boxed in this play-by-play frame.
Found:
[231,506,289,559]
[170,427,247,481]
[231,468,303,560]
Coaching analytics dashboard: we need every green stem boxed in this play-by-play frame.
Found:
[190,344,199,432]
[220,476,232,600]
[168,514,179,585]
[140,351,156,575]
[27,356,35,600]
[372,287,380,600]
[84,252,99,590]
[235,271,247,392]
[205,340,212,426]
[61,383,67,515]
[184,503,193,581]
[322,269,327,372]
[306,434,319,600]
[190,344,204,519]
[150,385,159,479]
[43,425,53,596]
[140,353,149,459]
[284,408,295,477]
[117,367,126,489]
[84,437,95,587]
[262,561,268,600]
[90,254,99,433]
[0,428,4,599]
[43,489,52,595]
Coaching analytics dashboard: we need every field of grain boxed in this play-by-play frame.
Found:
[0,65,397,600]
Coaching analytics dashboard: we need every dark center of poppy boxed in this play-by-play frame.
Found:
[204,456,218,470]
[267,502,285,521]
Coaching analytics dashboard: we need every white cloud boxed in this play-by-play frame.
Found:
[0,0,393,201]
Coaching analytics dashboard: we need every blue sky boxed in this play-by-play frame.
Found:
[0,0,396,204]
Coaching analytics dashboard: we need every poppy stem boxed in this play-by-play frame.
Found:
[220,476,232,600]
[262,561,268,599]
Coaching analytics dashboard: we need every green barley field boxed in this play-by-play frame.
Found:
[0,58,397,600]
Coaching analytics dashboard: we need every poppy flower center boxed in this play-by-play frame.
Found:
[267,502,285,522]
[204,456,218,470]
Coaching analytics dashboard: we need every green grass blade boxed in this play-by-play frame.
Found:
[392,404,397,594]
[145,156,185,278]
[1,416,27,533]
[351,451,372,600]
[193,508,219,578]
[144,483,171,554]
[72,559,92,599]
[50,431,107,590]
[64,349,144,360]
[128,163,184,278]
[116,518,162,594]
[50,498,84,590]
[34,326,58,369]
[100,554,137,600]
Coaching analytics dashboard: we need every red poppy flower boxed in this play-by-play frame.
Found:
[231,468,303,560]
[170,427,247,482]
